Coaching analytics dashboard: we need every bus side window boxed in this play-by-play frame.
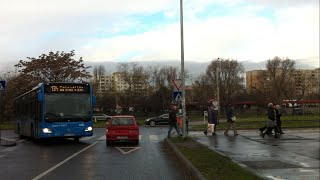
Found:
[38,102,42,121]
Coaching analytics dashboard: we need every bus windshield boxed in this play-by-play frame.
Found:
[44,93,91,122]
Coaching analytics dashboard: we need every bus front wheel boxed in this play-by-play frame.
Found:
[74,137,80,143]
[31,126,38,143]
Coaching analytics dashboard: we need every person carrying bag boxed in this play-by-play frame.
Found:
[203,103,218,136]
[224,104,238,136]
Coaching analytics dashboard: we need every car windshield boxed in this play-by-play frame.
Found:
[44,93,91,122]
[111,117,134,126]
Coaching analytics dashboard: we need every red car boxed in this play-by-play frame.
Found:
[106,115,139,145]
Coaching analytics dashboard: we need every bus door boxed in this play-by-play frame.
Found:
[34,100,42,138]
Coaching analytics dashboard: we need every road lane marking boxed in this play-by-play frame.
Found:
[32,142,98,180]
[1,137,26,143]
[0,155,6,158]
[298,168,315,172]
[15,139,26,143]
[81,135,96,141]
[266,176,286,180]
[299,162,311,167]
[1,137,15,141]
[149,135,159,141]
[115,147,141,155]
[97,135,106,141]
[0,146,19,152]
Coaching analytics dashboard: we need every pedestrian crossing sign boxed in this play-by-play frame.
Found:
[0,80,6,91]
[173,92,182,102]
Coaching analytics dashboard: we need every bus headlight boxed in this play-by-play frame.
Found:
[42,128,52,134]
[85,126,93,132]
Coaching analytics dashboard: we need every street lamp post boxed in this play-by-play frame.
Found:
[180,0,186,137]
[216,59,221,118]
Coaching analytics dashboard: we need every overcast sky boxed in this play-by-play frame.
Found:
[0,0,319,71]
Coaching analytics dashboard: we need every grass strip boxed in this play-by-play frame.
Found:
[0,122,15,130]
[169,137,262,180]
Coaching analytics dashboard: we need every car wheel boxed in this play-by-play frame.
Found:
[74,137,80,143]
[135,140,139,145]
[106,140,112,146]
[149,120,156,127]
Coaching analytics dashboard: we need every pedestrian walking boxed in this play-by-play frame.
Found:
[224,104,238,136]
[261,103,279,138]
[275,105,284,134]
[259,103,272,134]
[203,103,218,136]
[185,113,189,134]
[167,104,181,138]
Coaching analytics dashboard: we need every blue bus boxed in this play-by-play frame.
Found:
[14,82,96,142]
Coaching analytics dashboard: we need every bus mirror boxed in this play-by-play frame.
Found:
[38,94,43,102]
[92,96,96,105]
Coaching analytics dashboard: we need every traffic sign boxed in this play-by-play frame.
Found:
[173,92,182,102]
[0,81,6,91]
[172,79,182,92]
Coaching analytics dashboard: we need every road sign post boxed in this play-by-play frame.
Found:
[0,80,6,145]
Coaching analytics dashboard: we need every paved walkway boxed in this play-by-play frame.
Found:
[188,128,320,180]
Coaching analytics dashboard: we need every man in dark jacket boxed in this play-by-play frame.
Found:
[224,104,238,136]
[167,104,181,138]
[275,105,284,134]
[259,103,273,134]
[261,103,279,138]
[203,103,218,136]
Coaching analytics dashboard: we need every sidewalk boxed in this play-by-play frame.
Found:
[0,130,17,148]
[188,128,320,180]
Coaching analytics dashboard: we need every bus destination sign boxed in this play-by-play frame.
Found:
[45,84,90,93]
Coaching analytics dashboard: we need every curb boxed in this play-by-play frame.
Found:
[0,138,17,147]
[164,138,207,180]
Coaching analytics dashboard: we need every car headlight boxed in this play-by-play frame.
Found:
[42,128,52,134]
[85,126,93,132]
[145,118,150,122]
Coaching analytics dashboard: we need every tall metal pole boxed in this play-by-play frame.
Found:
[216,59,220,121]
[180,0,186,137]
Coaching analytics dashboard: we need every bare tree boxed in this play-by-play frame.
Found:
[190,74,213,106]
[206,58,245,108]
[145,65,180,112]
[116,62,148,111]
[261,57,296,104]
[93,65,106,83]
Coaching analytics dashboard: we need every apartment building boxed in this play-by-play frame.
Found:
[294,69,320,96]
[97,72,148,94]
[246,68,320,97]
[246,70,266,94]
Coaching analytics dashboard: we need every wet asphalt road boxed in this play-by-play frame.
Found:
[192,128,320,180]
[0,126,188,180]
[1,127,319,180]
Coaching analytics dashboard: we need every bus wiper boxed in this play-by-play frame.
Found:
[45,112,59,117]
[64,114,88,121]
